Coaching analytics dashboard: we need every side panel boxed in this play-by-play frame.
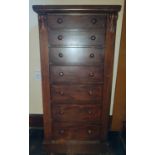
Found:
[101,13,118,140]
[38,15,52,142]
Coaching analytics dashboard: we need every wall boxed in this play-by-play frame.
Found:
[29,0,124,114]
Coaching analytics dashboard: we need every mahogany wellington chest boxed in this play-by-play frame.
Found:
[33,5,121,154]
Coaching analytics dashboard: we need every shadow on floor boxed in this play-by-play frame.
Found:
[29,128,125,155]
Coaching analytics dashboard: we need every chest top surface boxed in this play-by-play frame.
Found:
[33,5,121,14]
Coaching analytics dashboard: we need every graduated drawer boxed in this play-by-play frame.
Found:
[48,30,105,46]
[53,123,101,140]
[51,85,103,101]
[50,66,104,84]
[49,47,104,65]
[48,14,105,29]
[52,104,101,122]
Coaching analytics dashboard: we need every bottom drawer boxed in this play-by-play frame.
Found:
[52,123,101,140]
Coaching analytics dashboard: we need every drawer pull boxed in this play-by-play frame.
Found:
[91,18,97,24]
[88,110,92,114]
[59,110,64,115]
[88,90,93,96]
[57,18,63,24]
[59,91,64,96]
[58,35,63,40]
[59,72,64,76]
[90,35,96,40]
[59,129,65,134]
[88,129,92,134]
[59,53,63,57]
[90,53,95,58]
[89,72,94,77]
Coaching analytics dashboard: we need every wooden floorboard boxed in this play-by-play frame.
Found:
[29,129,125,155]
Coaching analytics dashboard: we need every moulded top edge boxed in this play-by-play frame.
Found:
[32,5,121,14]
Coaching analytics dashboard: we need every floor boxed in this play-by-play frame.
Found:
[29,128,125,155]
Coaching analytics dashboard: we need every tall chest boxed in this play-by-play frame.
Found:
[33,5,121,153]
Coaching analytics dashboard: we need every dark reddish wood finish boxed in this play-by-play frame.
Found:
[50,66,104,84]
[53,123,101,140]
[48,15,106,29]
[29,114,112,129]
[52,104,101,122]
[49,47,104,65]
[37,15,52,143]
[45,142,110,154]
[51,85,103,101]
[101,14,119,140]
[48,29,105,46]
[33,5,121,154]
[33,5,121,14]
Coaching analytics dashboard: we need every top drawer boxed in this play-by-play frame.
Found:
[47,14,106,29]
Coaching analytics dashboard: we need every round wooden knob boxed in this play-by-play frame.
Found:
[59,72,64,76]
[57,18,63,24]
[58,35,63,40]
[59,53,63,57]
[91,18,97,24]
[88,90,93,96]
[59,129,65,134]
[88,129,92,134]
[88,110,92,114]
[90,53,94,58]
[59,110,64,115]
[90,35,96,40]
[89,72,94,77]
[59,91,64,96]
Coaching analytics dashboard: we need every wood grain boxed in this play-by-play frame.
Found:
[51,84,103,101]
[50,66,104,84]
[33,5,121,154]
[101,13,118,140]
[49,47,104,65]
[33,5,121,14]
[48,14,106,29]
[52,123,101,140]
[52,104,102,122]
[38,15,52,142]
[48,29,105,46]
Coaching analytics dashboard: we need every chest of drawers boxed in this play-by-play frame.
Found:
[33,5,121,154]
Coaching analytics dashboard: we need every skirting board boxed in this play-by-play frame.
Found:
[29,114,112,129]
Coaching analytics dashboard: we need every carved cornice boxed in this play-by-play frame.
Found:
[106,13,118,33]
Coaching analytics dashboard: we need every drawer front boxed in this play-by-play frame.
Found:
[50,66,104,84]
[48,30,105,46]
[52,104,101,122]
[48,15,105,29]
[49,47,104,65]
[51,85,103,101]
[53,123,101,140]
